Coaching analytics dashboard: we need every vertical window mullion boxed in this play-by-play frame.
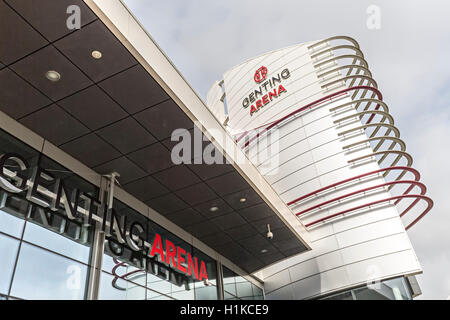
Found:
[6,218,27,299]
[86,177,107,300]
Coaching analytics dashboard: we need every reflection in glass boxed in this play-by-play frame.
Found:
[102,249,125,273]
[10,243,88,300]
[383,277,412,300]
[321,290,353,300]
[146,288,161,300]
[192,248,217,286]
[190,248,218,300]
[222,266,264,300]
[146,273,172,295]
[353,278,412,300]
[98,272,146,300]
[0,208,24,238]
[195,284,218,300]
[354,286,391,300]
[171,287,195,300]
[224,291,238,300]
[193,278,217,300]
[0,233,19,295]
[0,130,99,300]
[319,277,413,300]
[100,199,212,300]
[23,221,91,264]
[223,266,237,298]
[123,267,147,289]
[224,283,237,296]
[252,284,264,300]
[147,293,174,300]
[0,128,40,164]
[236,276,253,299]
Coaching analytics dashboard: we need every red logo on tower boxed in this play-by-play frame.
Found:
[254,66,268,83]
[243,66,291,117]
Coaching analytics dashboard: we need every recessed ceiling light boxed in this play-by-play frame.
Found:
[91,50,102,59]
[239,197,247,203]
[209,206,219,212]
[45,70,61,82]
[261,249,268,254]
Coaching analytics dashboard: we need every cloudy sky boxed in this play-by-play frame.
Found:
[123,0,450,299]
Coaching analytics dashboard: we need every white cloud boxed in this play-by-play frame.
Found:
[123,0,450,299]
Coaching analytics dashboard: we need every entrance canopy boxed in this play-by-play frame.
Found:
[0,0,309,273]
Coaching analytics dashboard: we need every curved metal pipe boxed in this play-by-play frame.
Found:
[304,194,433,230]
[287,166,420,206]
[295,180,427,217]
[308,36,361,50]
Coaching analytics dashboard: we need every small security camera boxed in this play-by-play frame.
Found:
[266,224,273,240]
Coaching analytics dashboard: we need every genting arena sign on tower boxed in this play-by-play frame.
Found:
[242,66,291,116]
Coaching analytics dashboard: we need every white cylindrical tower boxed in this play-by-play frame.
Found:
[206,36,432,299]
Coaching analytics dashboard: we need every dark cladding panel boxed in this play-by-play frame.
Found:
[165,208,205,228]
[6,0,97,42]
[0,68,51,119]
[192,198,234,218]
[135,99,194,140]
[252,215,286,234]
[55,20,136,82]
[145,193,190,216]
[60,133,121,167]
[20,104,89,145]
[186,220,221,239]
[10,45,92,101]
[187,162,234,181]
[99,65,169,114]
[152,165,201,191]
[200,232,233,248]
[238,234,273,253]
[93,156,147,185]
[259,251,286,265]
[127,142,173,175]
[96,117,156,154]
[206,171,250,197]
[237,203,274,222]
[223,188,263,210]
[175,182,218,206]
[58,86,127,130]
[224,224,259,241]
[161,127,214,163]
[210,212,247,231]
[0,1,48,64]
[122,175,169,203]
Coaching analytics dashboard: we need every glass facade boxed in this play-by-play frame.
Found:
[0,133,95,300]
[319,277,413,300]
[0,129,264,300]
[100,199,220,300]
[223,266,264,300]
